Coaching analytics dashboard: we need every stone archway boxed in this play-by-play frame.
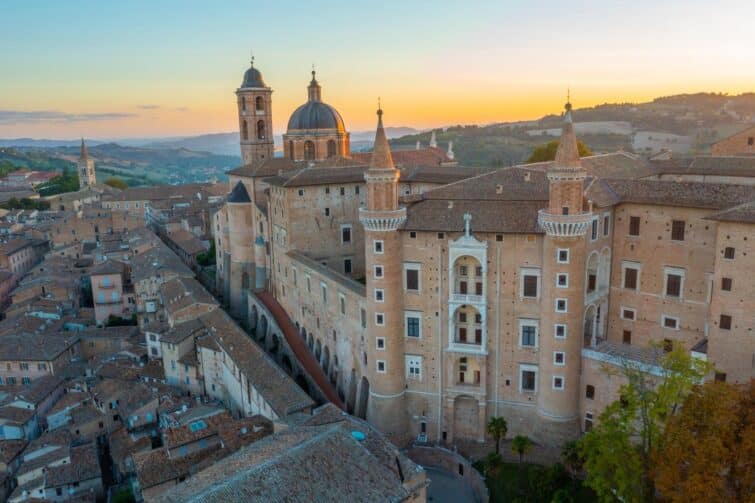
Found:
[356,376,369,419]
[321,346,330,375]
[346,369,358,414]
[453,395,479,442]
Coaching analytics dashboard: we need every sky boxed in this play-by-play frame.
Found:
[1,0,754,139]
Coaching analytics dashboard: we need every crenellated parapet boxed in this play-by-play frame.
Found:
[359,207,406,232]
[538,209,592,237]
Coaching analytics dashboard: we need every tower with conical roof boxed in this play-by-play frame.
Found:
[237,57,274,165]
[535,101,592,444]
[359,105,408,444]
[78,139,96,189]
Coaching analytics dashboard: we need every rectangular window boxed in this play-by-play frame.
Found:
[374,289,384,302]
[341,225,352,244]
[360,308,367,328]
[553,351,565,366]
[405,312,421,338]
[664,268,684,298]
[437,232,445,240]
[557,248,569,264]
[591,217,599,240]
[377,360,386,373]
[404,263,420,292]
[724,247,735,260]
[671,220,685,241]
[662,315,679,330]
[344,258,352,274]
[715,372,727,382]
[586,385,595,399]
[556,273,568,288]
[374,265,384,278]
[520,365,538,393]
[475,281,483,295]
[554,324,567,339]
[376,337,385,350]
[405,355,422,380]
[629,216,640,236]
[339,295,346,314]
[719,314,732,330]
[521,269,540,298]
[552,376,565,390]
[555,298,568,313]
[459,265,468,276]
[519,319,538,347]
[321,283,328,303]
[375,313,385,326]
[340,187,345,196]
[325,207,330,216]
[373,240,384,254]
[585,412,594,432]
[622,330,632,344]
[623,262,640,290]
[409,231,417,239]
[721,277,732,291]
[603,213,610,236]
[621,307,636,321]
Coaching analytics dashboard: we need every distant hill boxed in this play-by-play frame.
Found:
[146,132,240,156]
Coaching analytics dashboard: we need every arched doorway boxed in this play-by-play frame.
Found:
[586,252,599,295]
[452,305,483,346]
[307,333,314,350]
[256,120,265,140]
[356,376,369,419]
[453,255,484,297]
[281,354,293,375]
[584,304,597,348]
[270,334,280,355]
[314,339,322,362]
[304,141,315,160]
[259,314,268,341]
[321,346,330,374]
[347,369,358,414]
[453,395,479,441]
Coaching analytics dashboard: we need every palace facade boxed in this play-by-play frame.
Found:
[214,59,755,447]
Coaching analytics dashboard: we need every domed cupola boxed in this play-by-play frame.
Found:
[240,59,267,89]
[282,70,351,162]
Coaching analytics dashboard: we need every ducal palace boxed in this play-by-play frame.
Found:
[213,58,754,447]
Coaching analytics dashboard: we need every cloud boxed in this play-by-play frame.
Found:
[137,105,161,110]
[0,110,137,125]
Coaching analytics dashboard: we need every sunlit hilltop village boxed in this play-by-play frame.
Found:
[0,56,751,503]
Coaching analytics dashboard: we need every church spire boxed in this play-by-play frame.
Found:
[80,138,88,160]
[553,99,581,169]
[370,102,395,171]
[307,66,322,102]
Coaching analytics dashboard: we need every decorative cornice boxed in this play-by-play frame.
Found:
[359,207,406,232]
[538,209,592,237]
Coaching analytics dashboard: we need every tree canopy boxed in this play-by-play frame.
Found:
[104,177,128,190]
[526,140,592,163]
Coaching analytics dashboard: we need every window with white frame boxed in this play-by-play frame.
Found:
[519,364,538,393]
[377,360,386,373]
[557,248,570,264]
[555,298,568,313]
[376,337,385,350]
[405,355,422,380]
[554,323,567,339]
[590,216,599,240]
[374,265,384,279]
[405,311,421,338]
[373,240,384,254]
[603,213,611,236]
[404,263,421,292]
[375,313,385,326]
[662,315,679,330]
[521,268,541,298]
[321,283,327,303]
[341,224,352,244]
[553,351,566,366]
[622,261,640,290]
[621,307,636,321]
[519,319,538,347]
[374,289,384,302]
[552,375,565,390]
[664,267,685,298]
[556,273,568,288]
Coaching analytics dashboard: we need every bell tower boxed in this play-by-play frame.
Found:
[535,101,592,445]
[359,105,408,445]
[237,56,274,165]
[78,139,96,189]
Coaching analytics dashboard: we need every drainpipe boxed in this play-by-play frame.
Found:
[437,244,443,444]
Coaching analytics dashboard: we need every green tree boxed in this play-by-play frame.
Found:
[526,140,592,163]
[511,435,533,464]
[561,440,583,481]
[487,416,508,454]
[578,345,711,503]
[196,240,216,267]
[104,176,128,190]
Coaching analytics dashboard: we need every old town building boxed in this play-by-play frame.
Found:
[215,60,755,448]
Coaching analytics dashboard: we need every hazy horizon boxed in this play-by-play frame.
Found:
[2,0,754,138]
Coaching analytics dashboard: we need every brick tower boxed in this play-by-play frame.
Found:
[359,105,408,444]
[78,139,96,189]
[237,57,274,165]
[535,102,592,444]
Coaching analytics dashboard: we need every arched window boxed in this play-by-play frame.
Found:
[289,141,295,160]
[255,96,264,112]
[241,96,246,111]
[242,121,249,140]
[327,139,337,158]
[304,140,315,160]
[256,120,265,140]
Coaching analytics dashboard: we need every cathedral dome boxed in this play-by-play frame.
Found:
[240,60,266,89]
[286,70,346,133]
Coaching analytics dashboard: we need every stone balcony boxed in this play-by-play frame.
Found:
[538,210,592,237]
[358,207,406,232]
[450,293,485,305]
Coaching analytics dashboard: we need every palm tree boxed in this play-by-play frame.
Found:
[486,416,508,454]
[511,435,533,464]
